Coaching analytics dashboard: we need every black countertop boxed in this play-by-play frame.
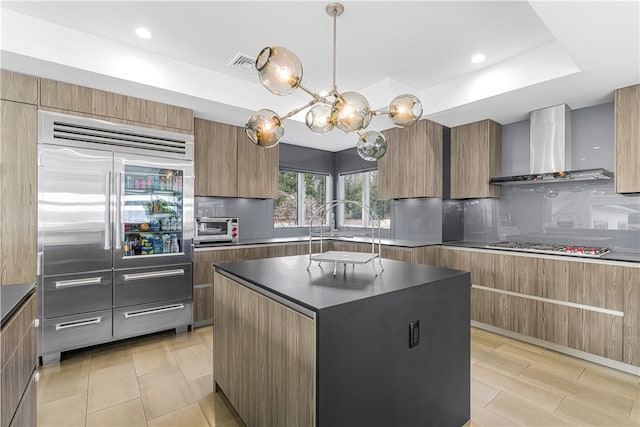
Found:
[442,241,640,264]
[1,282,36,327]
[215,255,468,312]
[195,235,440,250]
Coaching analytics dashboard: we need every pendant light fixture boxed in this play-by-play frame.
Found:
[245,2,423,161]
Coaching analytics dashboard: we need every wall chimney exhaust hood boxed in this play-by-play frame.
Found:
[490,104,614,185]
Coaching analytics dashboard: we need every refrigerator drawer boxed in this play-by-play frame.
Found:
[113,299,192,339]
[42,309,112,354]
[114,264,192,307]
[42,271,112,318]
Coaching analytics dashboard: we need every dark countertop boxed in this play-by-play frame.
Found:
[441,241,640,264]
[215,255,468,312]
[195,235,440,250]
[1,282,36,327]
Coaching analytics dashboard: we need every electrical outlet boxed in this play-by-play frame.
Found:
[409,320,420,348]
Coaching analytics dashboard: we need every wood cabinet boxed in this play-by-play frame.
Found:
[378,119,443,199]
[214,273,315,427]
[1,293,36,427]
[623,267,640,366]
[194,119,278,198]
[614,84,640,193]
[0,100,37,286]
[0,71,37,105]
[450,119,502,199]
[39,78,193,133]
[194,119,238,196]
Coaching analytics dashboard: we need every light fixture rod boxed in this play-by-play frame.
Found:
[298,83,318,99]
[281,99,319,120]
[332,8,337,92]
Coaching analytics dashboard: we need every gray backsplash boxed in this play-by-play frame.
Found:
[391,198,443,242]
[195,197,273,240]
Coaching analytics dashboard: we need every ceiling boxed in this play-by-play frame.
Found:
[1,1,638,152]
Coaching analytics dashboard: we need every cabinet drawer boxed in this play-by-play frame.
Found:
[113,298,192,339]
[1,319,35,427]
[41,309,112,354]
[114,264,192,308]
[9,371,36,427]
[43,271,112,318]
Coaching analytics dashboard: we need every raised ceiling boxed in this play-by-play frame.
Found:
[1,1,638,151]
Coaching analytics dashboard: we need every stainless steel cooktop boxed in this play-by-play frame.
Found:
[485,241,610,258]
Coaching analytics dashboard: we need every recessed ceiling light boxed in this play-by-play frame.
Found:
[135,27,153,39]
[471,53,486,64]
[593,146,601,150]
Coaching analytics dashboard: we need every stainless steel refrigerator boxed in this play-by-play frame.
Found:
[37,111,194,363]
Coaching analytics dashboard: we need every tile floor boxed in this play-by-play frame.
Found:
[36,326,640,426]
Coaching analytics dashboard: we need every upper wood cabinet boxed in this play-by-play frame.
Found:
[614,84,640,193]
[450,119,502,199]
[39,78,194,133]
[194,119,238,197]
[0,100,37,286]
[236,127,278,199]
[193,120,278,198]
[0,70,37,105]
[378,119,443,199]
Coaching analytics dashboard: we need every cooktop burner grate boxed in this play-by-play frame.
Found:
[485,241,610,258]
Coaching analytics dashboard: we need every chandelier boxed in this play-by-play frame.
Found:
[244,2,423,161]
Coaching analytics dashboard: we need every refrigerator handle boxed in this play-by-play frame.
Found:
[115,171,122,250]
[104,171,112,250]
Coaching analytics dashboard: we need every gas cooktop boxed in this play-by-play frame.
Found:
[485,241,611,258]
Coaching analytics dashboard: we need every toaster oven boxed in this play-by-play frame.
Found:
[194,217,238,243]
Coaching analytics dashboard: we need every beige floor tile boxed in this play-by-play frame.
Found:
[470,401,517,427]
[37,393,87,427]
[630,401,639,423]
[198,392,238,427]
[148,403,209,427]
[471,378,500,407]
[471,329,506,350]
[86,397,147,427]
[188,373,214,400]
[522,364,636,419]
[495,342,585,380]
[471,345,530,376]
[577,368,640,402]
[168,330,206,352]
[87,360,140,413]
[473,362,565,412]
[173,343,213,381]
[38,360,90,405]
[486,391,577,426]
[216,417,246,427]
[555,396,638,426]
[138,365,196,420]
[131,344,177,376]
[90,347,133,371]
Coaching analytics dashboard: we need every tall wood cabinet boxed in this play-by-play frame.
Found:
[194,119,278,199]
[450,119,502,199]
[378,119,442,199]
[614,84,640,194]
[0,71,38,287]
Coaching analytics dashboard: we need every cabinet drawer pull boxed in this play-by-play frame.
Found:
[55,277,102,288]
[55,316,102,331]
[122,269,184,282]
[124,303,184,319]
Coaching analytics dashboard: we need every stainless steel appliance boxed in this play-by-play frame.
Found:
[485,241,610,258]
[37,111,194,363]
[194,217,238,244]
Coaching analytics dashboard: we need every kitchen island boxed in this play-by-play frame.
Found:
[213,255,470,427]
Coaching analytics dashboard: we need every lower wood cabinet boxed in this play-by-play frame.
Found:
[0,293,36,427]
[438,247,638,366]
[214,273,315,427]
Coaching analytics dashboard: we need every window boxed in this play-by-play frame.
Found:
[274,170,331,227]
[338,170,390,228]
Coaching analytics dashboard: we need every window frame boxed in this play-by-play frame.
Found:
[275,169,332,227]
[337,169,388,228]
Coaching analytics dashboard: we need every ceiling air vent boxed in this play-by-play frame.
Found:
[228,52,256,73]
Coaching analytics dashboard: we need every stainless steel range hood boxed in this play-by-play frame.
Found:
[490,104,614,185]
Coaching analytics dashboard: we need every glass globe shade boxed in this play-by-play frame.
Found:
[544,188,560,199]
[305,104,334,134]
[331,92,372,133]
[388,94,423,127]
[356,131,387,161]
[255,47,303,96]
[244,109,284,148]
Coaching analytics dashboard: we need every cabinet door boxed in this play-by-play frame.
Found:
[214,273,315,427]
[236,128,278,198]
[450,119,501,199]
[623,267,640,366]
[0,101,37,286]
[615,84,640,193]
[194,119,237,196]
[378,119,442,199]
[193,285,214,324]
[0,70,37,104]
